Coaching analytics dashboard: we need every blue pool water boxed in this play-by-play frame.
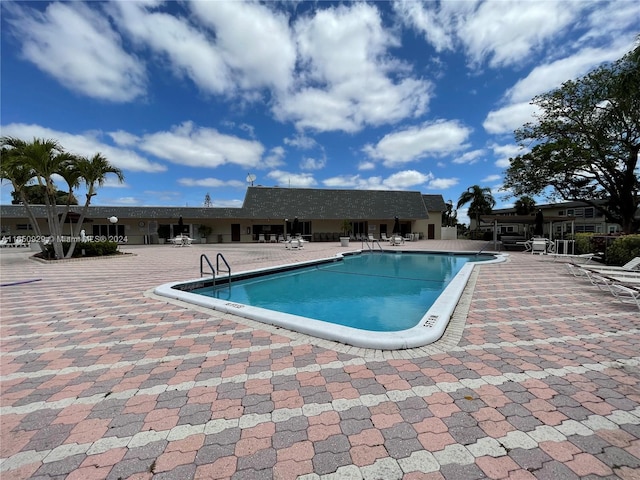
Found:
[191,253,484,332]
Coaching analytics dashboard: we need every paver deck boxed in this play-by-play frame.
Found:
[1,240,638,479]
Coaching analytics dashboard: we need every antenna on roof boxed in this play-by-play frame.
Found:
[246,173,256,187]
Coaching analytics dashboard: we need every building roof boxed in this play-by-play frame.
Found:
[1,187,438,221]
[422,194,447,212]
[241,187,429,220]
[479,214,576,224]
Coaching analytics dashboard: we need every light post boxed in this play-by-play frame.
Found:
[107,216,118,239]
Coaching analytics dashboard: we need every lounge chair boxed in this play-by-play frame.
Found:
[581,270,615,292]
[582,256,640,274]
[608,284,640,311]
[367,234,375,242]
[381,233,389,242]
[258,234,266,243]
[549,252,600,264]
[0,237,8,248]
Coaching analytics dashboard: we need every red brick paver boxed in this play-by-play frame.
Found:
[1,241,639,479]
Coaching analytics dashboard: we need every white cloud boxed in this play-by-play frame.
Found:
[363,120,472,167]
[139,121,265,169]
[482,174,502,183]
[393,0,587,69]
[263,147,286,169]
[108,1,234,95]
[177,178,244,188]
[1,123,165,173]
[506,43,633,104]
[323,170,433,190]
[452,149,485,165]
[108,130,140,147]
[274,3,431,133]
[485,39,635,135]
[483,102,539,135]
[358,161,376,171]
[111,196,139,205]
[490,143,527,168]
[6,2,146,102]
[267,170,317,188]
[427,177,459,190]
[458,1,582,68]
[299,156,326,171]
[284,133,319,150]
[384,170,433,189]
[188,1,295,93]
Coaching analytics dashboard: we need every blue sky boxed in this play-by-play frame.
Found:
[1,0,639,224]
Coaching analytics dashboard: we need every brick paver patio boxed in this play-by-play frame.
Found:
[1,240,638,479]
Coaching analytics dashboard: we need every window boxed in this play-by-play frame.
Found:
[93,224,125,237]
[584,207,595,218]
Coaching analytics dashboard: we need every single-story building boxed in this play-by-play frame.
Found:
[1,187,448,245]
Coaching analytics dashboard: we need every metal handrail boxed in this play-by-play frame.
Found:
[216,253,231,291]
[362,237,384,252]
[200,254,215,278]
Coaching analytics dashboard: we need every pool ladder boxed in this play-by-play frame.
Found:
[362,238,384,252]
[200,253,231,291]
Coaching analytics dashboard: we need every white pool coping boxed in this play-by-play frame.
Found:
[154,251,507,350]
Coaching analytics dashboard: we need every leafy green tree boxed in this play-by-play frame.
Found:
[10,184,78,205]
[457,185,495,231]
[503,42,640,233]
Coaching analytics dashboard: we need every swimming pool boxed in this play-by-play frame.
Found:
[154,251,505,350]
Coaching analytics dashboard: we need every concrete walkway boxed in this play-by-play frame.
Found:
[1,240,638,479]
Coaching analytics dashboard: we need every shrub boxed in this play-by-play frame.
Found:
[573,233,595,255]
[606,235,640,266]
[43,241,119,258]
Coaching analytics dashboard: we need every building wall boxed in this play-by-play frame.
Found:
[2,215,442,244]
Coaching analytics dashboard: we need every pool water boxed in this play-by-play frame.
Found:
[191,253,481,332]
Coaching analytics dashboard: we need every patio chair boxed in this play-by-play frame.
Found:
[381,233,389,242]
[531,238,547,254]
[285,238,301,249]
[0,237,8,248]
[390,235,404,246]
[258,234,266,243]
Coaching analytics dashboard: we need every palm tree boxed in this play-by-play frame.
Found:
[2,137,123,259]
[457,185,495,234]
[15,138,74,259]
[0,139,44,242]
[65,153,124,258]
[514,195,536,215]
